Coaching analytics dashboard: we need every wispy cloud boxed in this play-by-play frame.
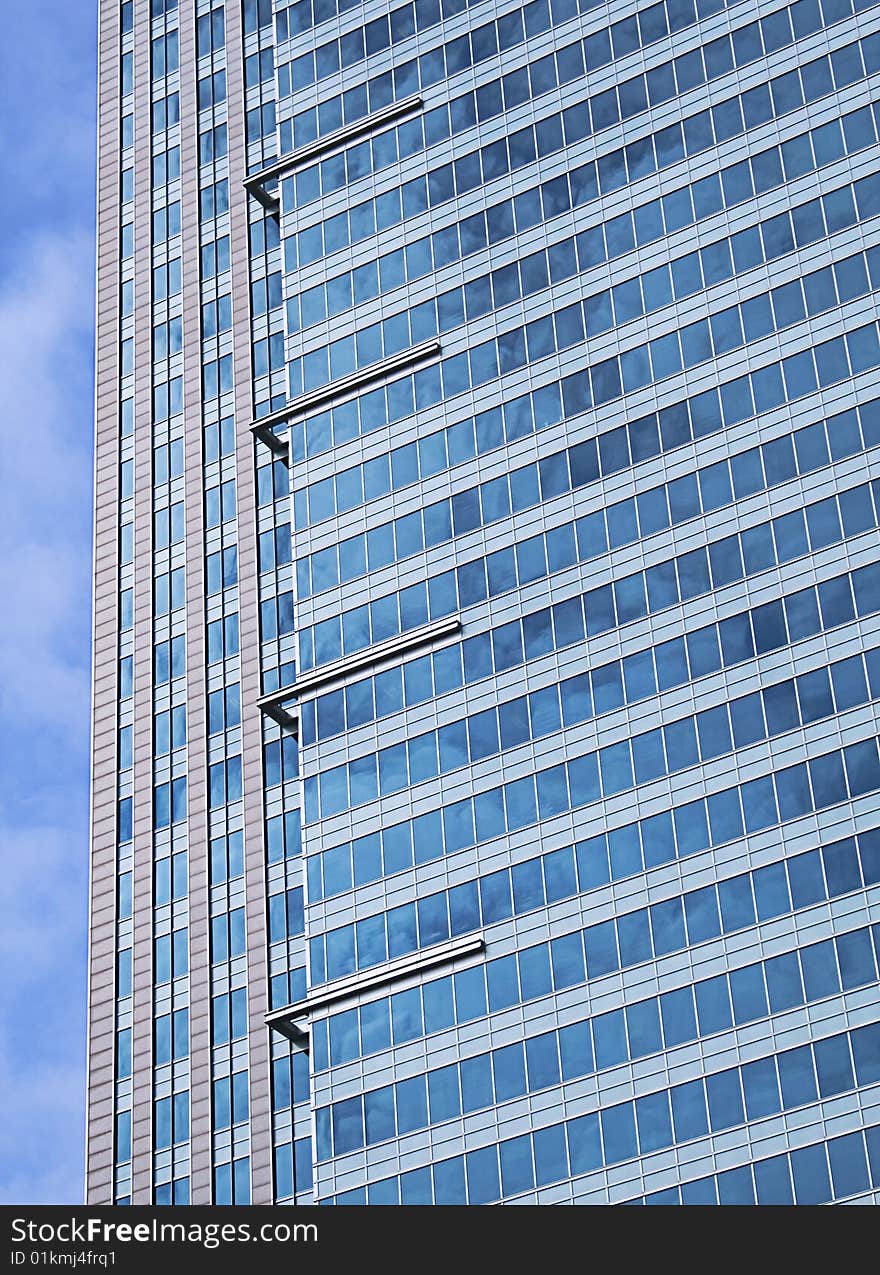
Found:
[0,0,96,1204]
[0,229,95,1204]
[0,234,94,743]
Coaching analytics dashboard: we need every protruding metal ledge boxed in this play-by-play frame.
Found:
[250,419,290,457]
[244,95,423,211]
[290,340,441,418]
[250,339,442,455]
[257,618,461,722]
[256,686,299,730]
[266,934,485,1046]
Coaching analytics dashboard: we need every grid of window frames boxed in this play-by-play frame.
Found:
[303,626,880,899]
[311,909,880,1074]
[304,721,880,983]
[298,436,880,669]
[276,0,741,153]
[242,0,314,1205]
[279,0,880,218]
[197,0,256,1207]
[149,0,192,1208]
[270,0,880,1206]
[95,0,880,1209]
[304,573,880,826]
[316,1017,880,1164]
[114,0,136,1206]
[286,160,880,352]
[280,2,880,277]
[294,360,880,601]
[324,1118,880,1204]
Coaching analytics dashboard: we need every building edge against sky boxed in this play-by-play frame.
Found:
[87,0,880,1205]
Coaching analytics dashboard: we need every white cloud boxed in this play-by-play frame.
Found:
[0,824,87,1205]
[0,232,94,743]
[0,230,94,1203]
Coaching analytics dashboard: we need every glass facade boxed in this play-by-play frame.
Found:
[89,0,880,1205]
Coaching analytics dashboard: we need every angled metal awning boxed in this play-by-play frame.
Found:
[266,935,485,1049]
[249,340,441,455]
[244,95,423,211]
[255,617,462,729]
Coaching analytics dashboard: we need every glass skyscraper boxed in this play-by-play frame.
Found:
[89,0,880,1205]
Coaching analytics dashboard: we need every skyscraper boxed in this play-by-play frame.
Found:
[88,0,880,1206]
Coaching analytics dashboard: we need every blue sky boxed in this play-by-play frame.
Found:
[0,1,97,1203]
